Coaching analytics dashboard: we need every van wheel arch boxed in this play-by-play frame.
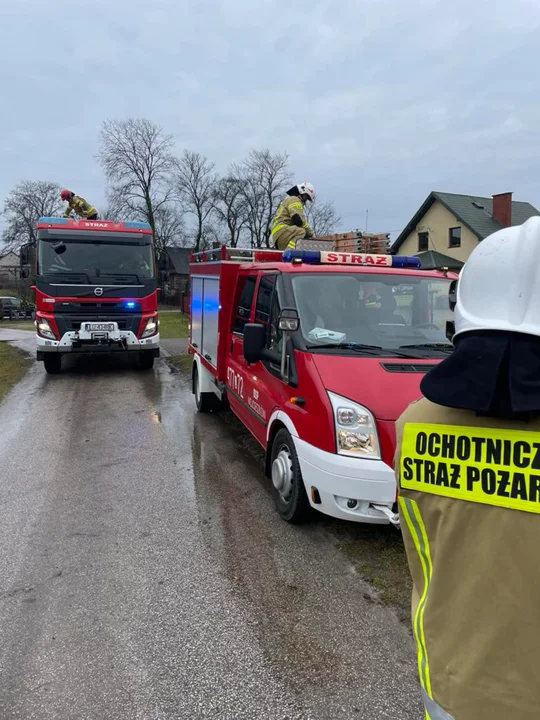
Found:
[266,420,287,477]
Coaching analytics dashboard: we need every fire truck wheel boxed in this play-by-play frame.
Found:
[44,354,62,374]
[270,429,311,523]
[194,365,220,413]
[137,351,155,370]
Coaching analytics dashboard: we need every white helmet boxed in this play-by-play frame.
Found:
[297,182,315,202]
[454,216,540,339]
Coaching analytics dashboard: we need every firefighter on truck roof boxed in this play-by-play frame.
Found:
[271,182,315,250]
[395,216,540,720]
[60,189,98,220]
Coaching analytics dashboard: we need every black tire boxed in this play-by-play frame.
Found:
[270,428,312,523]
[193,364,220,413]
[44,354,62,375]
[137,351,154,370]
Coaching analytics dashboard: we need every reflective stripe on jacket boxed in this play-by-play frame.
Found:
[63,195,97,218]
[271,195,313,250]
[395,397,540,720]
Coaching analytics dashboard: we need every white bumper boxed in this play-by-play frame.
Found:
[37,331,160,353]
[295,437,397,524]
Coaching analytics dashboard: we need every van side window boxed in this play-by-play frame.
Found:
[268,284,283,354]
[233,274,257,334]
[255,275,277,331]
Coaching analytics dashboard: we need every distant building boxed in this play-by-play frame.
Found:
[159,247,191,292]
[159,248,193,311]
[393,191,540,267]
[0,251,20,286]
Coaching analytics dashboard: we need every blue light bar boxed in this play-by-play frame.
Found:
[125,301,137,309]
[282,249,320,263]
[123,221,152,229]
[391,255,422,268]
[38,216,68,224]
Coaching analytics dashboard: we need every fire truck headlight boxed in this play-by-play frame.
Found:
[141,316,158,338]
[328,392,380,460]
[37,317,56,340]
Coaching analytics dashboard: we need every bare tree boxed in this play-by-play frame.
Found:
[234,150,291,248]
[305,200,340,236]
[212,176,248,247]
[153,204,186,249]
[200,223,222,250]
[174,151,217,252]
[1,180,62,251]
[100,195,129,223]
[98,118,175,248]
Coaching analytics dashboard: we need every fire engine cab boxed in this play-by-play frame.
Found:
[188,246,457,525]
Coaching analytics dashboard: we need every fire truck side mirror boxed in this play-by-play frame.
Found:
[20,267,30,279]
[20,243,31,266]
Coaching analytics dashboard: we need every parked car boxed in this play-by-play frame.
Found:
[0,296,20,319]
[0,296,35,320]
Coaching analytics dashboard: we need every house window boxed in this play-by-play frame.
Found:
[417,232,429,252]
[449,227,461,248]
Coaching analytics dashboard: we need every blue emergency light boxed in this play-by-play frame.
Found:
[38,217,69,224]
[282,249,422,269]
[283,249,320,264]
[125,301,137,309]
[123,221,152,229]
[390,255,422,268]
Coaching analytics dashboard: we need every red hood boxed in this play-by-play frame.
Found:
[311,354,440,421]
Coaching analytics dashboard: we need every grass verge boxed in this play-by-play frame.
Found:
[166,353,192,372]
[330,524,412,624]
[158,312,189,339]
[0,343,31,404]
[0,320,35,331]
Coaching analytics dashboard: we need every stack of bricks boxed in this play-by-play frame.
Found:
[297,231,390,254]
[297,238,334,251]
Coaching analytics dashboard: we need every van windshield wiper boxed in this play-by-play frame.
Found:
[306,342,384,354]
[305,342,424,358]
[399,342,453,353]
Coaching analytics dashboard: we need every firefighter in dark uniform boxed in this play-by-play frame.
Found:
[395,216,540,720]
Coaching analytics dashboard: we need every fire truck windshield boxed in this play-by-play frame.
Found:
[38,237,154,280]
[291,272,453,354]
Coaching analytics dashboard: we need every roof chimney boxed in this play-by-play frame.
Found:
[492,192,512,227]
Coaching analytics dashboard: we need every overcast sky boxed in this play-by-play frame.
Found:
[1,0,540,237]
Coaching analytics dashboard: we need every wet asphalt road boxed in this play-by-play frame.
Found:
[0,336,422,719]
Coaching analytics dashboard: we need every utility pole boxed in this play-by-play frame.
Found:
[365,210,369,232]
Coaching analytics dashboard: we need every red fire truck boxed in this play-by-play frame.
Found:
[188,246,457,525]
[21,217,160,374]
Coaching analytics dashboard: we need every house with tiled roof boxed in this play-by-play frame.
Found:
[393,191,540,268]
